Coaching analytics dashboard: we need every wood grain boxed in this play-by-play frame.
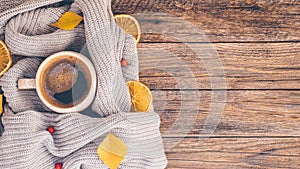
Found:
[113,0,300,42]
[112,1,300,168]
[164,137,300,168]
[156,90,300,136]
[138,43,300,89]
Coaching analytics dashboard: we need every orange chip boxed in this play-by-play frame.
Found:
[114,14,141,45]
[126,81,152,112]
[0,40,12,77]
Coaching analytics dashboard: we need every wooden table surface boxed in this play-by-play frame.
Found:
[113,0,300,168]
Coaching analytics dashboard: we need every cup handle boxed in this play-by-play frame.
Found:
[18,79,36,90]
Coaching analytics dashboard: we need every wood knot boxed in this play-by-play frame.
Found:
[174,0,194,10]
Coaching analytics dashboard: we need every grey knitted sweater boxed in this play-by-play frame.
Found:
[0,0,167,168]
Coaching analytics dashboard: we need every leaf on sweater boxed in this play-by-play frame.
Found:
[51,12,83,30]
[97,133,128,169]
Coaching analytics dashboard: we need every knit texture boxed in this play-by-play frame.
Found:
[0,0,167,168]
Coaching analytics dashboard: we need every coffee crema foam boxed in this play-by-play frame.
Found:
[39,55,91,108]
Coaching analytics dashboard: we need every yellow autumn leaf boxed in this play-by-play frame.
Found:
[51,12,83,30]
[97,133,128,169]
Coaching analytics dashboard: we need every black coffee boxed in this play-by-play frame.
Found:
[53,68,88,105]
[40,55,90,108]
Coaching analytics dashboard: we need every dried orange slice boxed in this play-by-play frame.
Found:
[114,14,141,45]
[0,40,12,77]
[126,81,152,112]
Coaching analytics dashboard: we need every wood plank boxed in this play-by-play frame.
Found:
[138,43,300,89]
[164,137,300,168]
[112,0,300,42]
[155,90,300,136]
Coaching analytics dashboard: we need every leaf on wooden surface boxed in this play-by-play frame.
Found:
[51,12,83,30]
[97,133,128,169]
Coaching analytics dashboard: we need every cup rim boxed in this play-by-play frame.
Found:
[36,51,97,113]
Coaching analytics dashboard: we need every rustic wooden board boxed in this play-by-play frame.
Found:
[113,1,300,168]
[138,43,300,89]
[113,0,300,42]
[164,137,300,168]
[156,90,300,136]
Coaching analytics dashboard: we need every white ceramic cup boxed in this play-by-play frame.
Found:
[18,51,97,113]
